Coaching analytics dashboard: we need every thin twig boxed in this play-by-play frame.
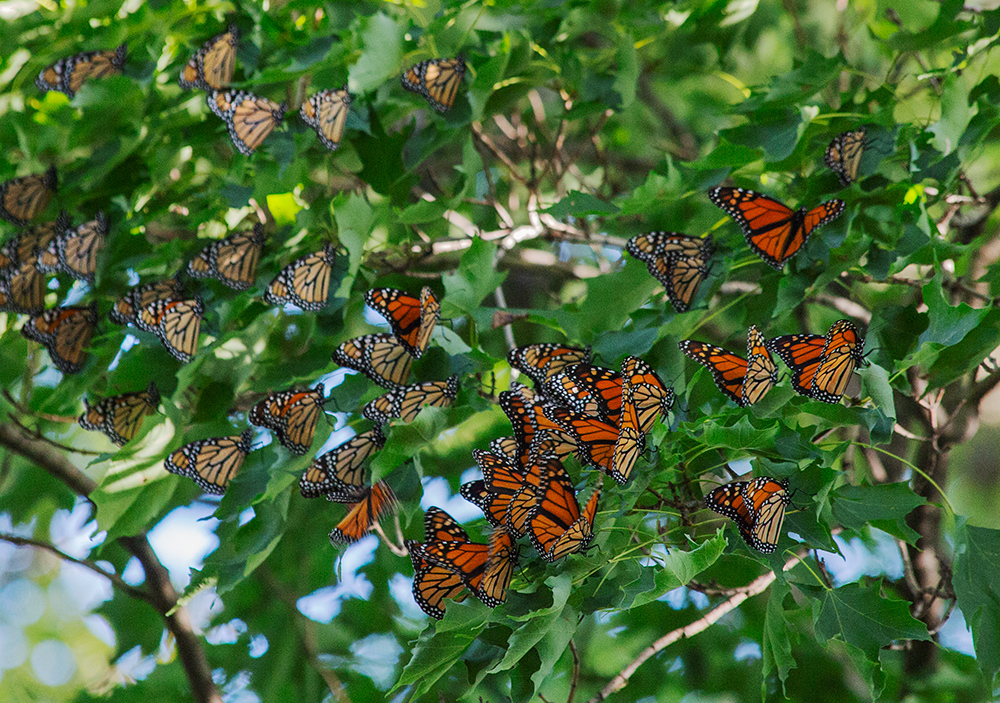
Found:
[7,413,103,456]
[567,639,580,703]
[3,389,78,423]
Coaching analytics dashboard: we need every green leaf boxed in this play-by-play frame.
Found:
[689,138,764,171]
[442,237,507,316]
[333,192,375,297]
[348,13,405,93]
[953,520,1000,683]
[813,581,929,663]
[492,573,572,672]
[701,415,781,452]
[762,578,796,695]
[544,191,620,218]
[928,75,977,156]
[613,32,639,109]
[623,532,726,608]
[830,483,926,544]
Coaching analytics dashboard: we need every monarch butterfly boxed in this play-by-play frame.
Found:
[36,43,127,97]
[406,509,474,619]
[412,524,516,608]
[179,25,239,91]
[249,384,325,456]
[331,333,413,389]
[164,428,254,494]
[0,212,70,270]
[109,277,184,327]
[708,187,845,270]
[498,387,576,466]
[138,297,204,363]
[0,262,46,314]
[466,450,548,535]
[626,232,714,313]
[207,90,287,156]
[79,381,160,447]
[328,480,398,544]
[769,320,868,403]
[678,325,777,407]
[528,463,601,562]
[705,476,790,554]
[0,167,58,226]
[21,304,97,374]
[188,224,264,291]
[299,427,385,500]
[537,403,625,478]
[488,436,520,464]
[263,244,337,311]
[825,127,868,187]
[300,87,351,151]
[364,286,440,359]
[39,212,108,282]
[508,343,592,387]
[362,376,458,425]
[620,356,674,433]
[401,55,466,112]
[542,364,623,425]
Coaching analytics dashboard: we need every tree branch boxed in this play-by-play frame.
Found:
[0,421,98,496]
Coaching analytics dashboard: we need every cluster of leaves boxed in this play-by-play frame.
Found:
[3,0,1000,702]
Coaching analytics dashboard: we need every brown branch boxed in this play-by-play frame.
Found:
[567,639,580,703]
[0,419,222,703]
[3,389,78,423]
[0,532,150,602]
[6,413,103,456]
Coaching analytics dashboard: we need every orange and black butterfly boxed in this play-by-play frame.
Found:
[263,244,336,311]
[412,522,516,608]
[0,212,69,270]
[705,476,789,554]
[508,343,592,387]
[365,286,440,359]
[626,232,714,312]
[299,427,386,499]
[542,364,623,425]
[679,325,777,407]
[0,167,57,226]
[300,87,351,151]
[467,450,549,536]
[332,334,413,389]
[179,25,239,91]
[79,381,160,447]
[537,403,623,478]
[768,320,868,403]
[207,90,286,156]
[406,508,475,619]
[39,212,108,282]
[363,376,458,425]
[188,224,264,291]
[489,436,520,464]
[607,356,673,484]
[499,386,577,466]
[164,428,254,494]
[21,304,97,374]
[0,262,46,314]
[137,297,204,363]
[328,480,398,544]
[109,277,184,327]
[825,127,868,187]
[708,187,845,270]
[401,56,466,113]
[249,384,325,455]
[528,462,601,562]
[36,44,127,97]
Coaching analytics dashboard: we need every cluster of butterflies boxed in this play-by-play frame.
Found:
[625,127,869,312]
[31,25,467,156]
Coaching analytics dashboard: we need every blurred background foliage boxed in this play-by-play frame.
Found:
[2,0,1000,701]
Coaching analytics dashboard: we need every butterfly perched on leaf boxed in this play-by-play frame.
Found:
[542,364,623,425]
[263,244,337,311]
[401,55,466,112]
[679,325,777,407]
[300,87,351,151]
[508,343,592,386]
[708,187,845,270]
[179,25,239,91]
[164,428,254,495]
[611,356,674,484]
[768,319,869,403]
[36,44,127,97]
[705,476,790,554]
[21,304,98,374]
[328,480,398,544]
[535,402,624,478]
[207,90,287,156]
[626,232,714,312]
[38,212,108,282]
[0,262,46,314]
[188,223,264,290]
[249,384,325,456]
[137,297,204,363]
[331,333,413,389]
[299,427,386,500]
[79,381,160,447]
[528,461,601,562]
[363,376,458,425]
[110,277,184,327]
[365,286,440,359]
[825,127,868,187]
[0,167,57,226]
[462,450,548,536]
[498,386,578,466]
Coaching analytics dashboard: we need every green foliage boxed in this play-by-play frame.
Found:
[2,0,1000,702]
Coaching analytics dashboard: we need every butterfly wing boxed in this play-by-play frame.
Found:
[678,339,748,406]
[21,305,97,374]
[742,326,777,405]
[480,527,517,607]
[208,90,286,156]
[542,364,623,425]
[264,244,336,311]
[51,212,107,281]
[328,481,398,543]
[164,428,253,494]
[364,286,440,358]
[300,87,351,151]
[0,167,57,226]
[810,320,866,403]
[825,127,867,186]
[102,382,160,446]
[0,262,45,314]
[180,26,238,90]
[332,333,413,388]
[705,481,755,548]
[402,57,466,112]
[300,427,384,499]
[507,343,592,386]
[767,333,827,397]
